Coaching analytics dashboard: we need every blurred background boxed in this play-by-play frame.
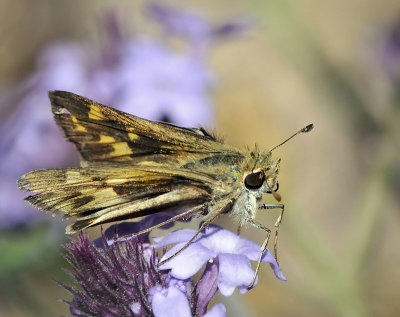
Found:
[1,0,399,316]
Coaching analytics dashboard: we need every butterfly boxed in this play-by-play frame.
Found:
[18,91,313,288]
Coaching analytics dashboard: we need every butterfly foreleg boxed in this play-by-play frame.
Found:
[157,210,220,266]
[258,203,284,262]
[157,197,234,266]
[245,218,272,289]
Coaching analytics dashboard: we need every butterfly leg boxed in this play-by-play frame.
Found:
[245,218,272,289]
[157,211,220,266]
[158,198,235,266]
[237,223,242,235]
[258,203,284,262]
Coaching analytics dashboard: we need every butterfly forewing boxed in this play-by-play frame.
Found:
[50,91,234,166]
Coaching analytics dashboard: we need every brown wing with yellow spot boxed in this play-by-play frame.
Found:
[18,165,215,233]
[50,91,233,166]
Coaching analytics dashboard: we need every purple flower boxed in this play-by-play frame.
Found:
[61,232,167,316]
[60,216,286,316]
[155,225,286,296]
[61,230,226,317]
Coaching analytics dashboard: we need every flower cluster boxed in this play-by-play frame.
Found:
[62,219,286,317]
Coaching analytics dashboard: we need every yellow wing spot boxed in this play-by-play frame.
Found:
[99,135,115,143]
[106,179,129,185]
[76,124,87,132]
[53,107,66,115]
[128,133,139,141]
[88,105,106,120]
[111,142,133,156]
[71,115,86,132]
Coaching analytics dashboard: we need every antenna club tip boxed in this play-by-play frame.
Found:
[302,123,314,133]
[268,123,314,153]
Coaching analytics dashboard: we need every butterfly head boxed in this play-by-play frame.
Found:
[243,153,281,201]
[242,123,313,201]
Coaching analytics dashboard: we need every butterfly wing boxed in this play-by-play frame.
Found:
[19,91,247,233]
[18,165,215,233]
[50,91,236,166]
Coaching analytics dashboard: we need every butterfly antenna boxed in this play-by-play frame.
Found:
[269,124,314,153]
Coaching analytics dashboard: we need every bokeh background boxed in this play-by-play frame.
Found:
[1,0,399,316]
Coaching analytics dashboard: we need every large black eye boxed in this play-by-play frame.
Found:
[244,171,265,190]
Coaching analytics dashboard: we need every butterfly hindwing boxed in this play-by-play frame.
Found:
[18,166,214,232]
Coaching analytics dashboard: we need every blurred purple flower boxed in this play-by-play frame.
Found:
[112,40,214,126]
[155,225,286,296]
[382,17,400,86]
[148,2,251,51]
[0,42,87,228]
[2,3,250,228]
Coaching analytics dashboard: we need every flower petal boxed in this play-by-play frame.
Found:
[166,275,191,294]
[217,253,256,296]
[151,286,191,317]
[198,225,260,260]
[159,243,214,279]
[204,303,227,317]
[261,251,287,281]
[193,260,219,315]
[200,226,286,281]
[154,228,199,247]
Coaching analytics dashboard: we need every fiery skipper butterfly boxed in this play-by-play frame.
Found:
[18,91,313,288]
